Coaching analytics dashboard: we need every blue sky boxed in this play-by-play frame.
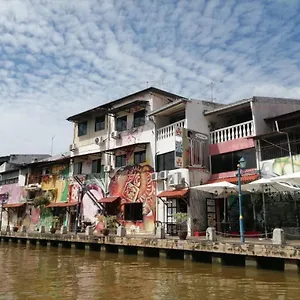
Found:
[0,0,300,155]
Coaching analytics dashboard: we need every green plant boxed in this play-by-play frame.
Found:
[104,215,117,229]
[33,195,50,209]
[172,212,188,231]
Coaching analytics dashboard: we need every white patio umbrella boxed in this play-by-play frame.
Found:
[270,172,300,186]
[191,181,239,196]
[191,181,240,227]
[243,178,300,238]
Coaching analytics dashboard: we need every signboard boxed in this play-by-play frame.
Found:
[174,127,184,168]
[206,198,216,227]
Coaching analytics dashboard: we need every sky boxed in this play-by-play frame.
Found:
[0,0,300,156]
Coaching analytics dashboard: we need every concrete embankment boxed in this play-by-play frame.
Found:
[1,231,300,272]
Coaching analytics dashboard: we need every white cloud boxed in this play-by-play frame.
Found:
[0,0,299,155]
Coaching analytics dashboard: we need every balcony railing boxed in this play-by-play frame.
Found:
[210,120,254,144]
[157,120,186,140]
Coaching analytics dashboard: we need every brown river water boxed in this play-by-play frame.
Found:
[0,243,299,300]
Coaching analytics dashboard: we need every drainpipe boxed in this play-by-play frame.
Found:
[275,121,294,173]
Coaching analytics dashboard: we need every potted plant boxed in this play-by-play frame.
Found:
[33,195,50,210]
[102,215,117,236]
[50,216,60,234]
[193,218,201,237]
[172,212,189,240]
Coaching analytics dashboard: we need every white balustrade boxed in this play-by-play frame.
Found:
[157,120,186,140]
[210,120,254,144]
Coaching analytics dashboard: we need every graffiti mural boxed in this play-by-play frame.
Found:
[109,164,156,233]
[260,154,300,178]
[41,165,69,202]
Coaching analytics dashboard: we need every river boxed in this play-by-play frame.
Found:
[0,243,299,299]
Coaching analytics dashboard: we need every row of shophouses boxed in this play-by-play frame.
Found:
[1,87,300,236]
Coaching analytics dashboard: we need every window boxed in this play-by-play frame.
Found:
[78,121,87,136]
[133,110,146,127]
[211,148,257,174]
[134,151,146,164]
[92,159,102,173]
[115,154,126,168]
[124,203,143,221]
[116,116,127,131]
[73,162,83,175]
[95,116,105,131]
[156,151,175,172]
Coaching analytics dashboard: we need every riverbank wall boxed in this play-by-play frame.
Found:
[1,231,300,273]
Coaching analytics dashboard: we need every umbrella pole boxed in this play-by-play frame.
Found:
[262,192,268,239]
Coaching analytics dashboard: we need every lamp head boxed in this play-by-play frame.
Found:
[239,157,246,169]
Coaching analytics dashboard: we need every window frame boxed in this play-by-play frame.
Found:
[95,116,105,132]
[73,162,83,175]
[91,159,102,174]
[78,121,88,137]
[124,203,143,221]
[133,110,146,128]
[156,151,175,172]
[115,154,127,168]
[134,150,146,165]
[116,115,128,132]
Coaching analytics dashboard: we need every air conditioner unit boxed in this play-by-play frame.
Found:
[95,136,105,145]
[168,172,182,187]
[111,131,120,139]
[151,172,158,181]
[104,165,112,173]
[159,170,168,180]
[69,143,76,152]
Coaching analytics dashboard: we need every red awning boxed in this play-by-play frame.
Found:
[47,202,77,208]
[3,203,25,208]
[157,189,189,198]
[98,197,120,203]
[207,174,259,184]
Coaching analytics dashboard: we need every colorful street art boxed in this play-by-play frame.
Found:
[0,183,26,204]
[260,154,300,178]
[67,164,155,233]
[41,165,69,202]
[109,164,156,233]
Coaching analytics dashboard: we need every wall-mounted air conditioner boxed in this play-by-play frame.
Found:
[111,131,120,139]
[95,136,105,145]
[168,172,182,187]
[69,143,76,152]
[104,165,112,173]
[159,170,168,180]
[151,172,158,181]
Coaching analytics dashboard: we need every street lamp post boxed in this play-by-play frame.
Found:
[237,157,246,243]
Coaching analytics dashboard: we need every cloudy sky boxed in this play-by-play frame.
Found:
[0,0,300,155]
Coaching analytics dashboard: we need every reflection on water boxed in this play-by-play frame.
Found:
[0,242,299,300]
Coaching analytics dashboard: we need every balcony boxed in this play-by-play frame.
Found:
[210,120,254,144]
[157,120,186,141]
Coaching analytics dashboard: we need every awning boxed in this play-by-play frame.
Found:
[157,189,189,198]
[98,196,120,203]
[3,203,25,208]
[47,202,77,208]
[207,174,259,185]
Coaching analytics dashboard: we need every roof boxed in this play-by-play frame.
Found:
[204,98,253,116]
[264,109,300,122]
[204,96,300,116]
[148,99,188,116]
[3,203,25,208]
[47,202,77,208]
[26,152,70,167]
[157,188,189,198]
[207,174,259,184]
[98,196,120,203]
[67,87,184,122]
